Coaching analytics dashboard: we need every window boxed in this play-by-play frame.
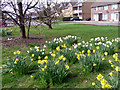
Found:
[94,7,98,11]
[111,13,114,20]
[102,14,108,20]
[111,4,118,9]
[103,6,108,10]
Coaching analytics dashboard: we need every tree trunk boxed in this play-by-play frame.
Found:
[20,25,26,38]
[48,24,52,30]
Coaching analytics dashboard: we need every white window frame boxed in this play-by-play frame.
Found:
[111,4,118,9]
[102,14,108,20]
[103,6,108,10]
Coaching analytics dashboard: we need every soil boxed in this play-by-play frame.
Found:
[2,35,52,47]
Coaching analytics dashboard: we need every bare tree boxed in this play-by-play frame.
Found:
[1,0,38,38]
[35,0,61,30]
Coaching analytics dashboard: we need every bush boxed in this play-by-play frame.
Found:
[62,17,72,21]
[5,51,37,75]
[36,57,69,85]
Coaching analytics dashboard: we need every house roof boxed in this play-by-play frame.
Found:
[91,0,120,7]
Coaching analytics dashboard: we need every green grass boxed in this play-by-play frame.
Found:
[1,24,119,88]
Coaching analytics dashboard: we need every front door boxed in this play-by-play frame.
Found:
[98,13,102,21]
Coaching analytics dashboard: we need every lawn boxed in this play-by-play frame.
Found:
[1,24,119,88]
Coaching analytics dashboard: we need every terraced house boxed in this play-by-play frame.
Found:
[61,0,93,20]
[91,1,120,21]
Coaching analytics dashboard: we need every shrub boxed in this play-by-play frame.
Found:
[28,46,46,61]
[36,57,69,85]
[0,28,12,37]
[62,17,72,21]
[63,35,78,46]
[79,50,103,73]
[46,38,63,50]
[5,51,37,75]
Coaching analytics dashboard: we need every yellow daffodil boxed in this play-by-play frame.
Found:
[69,48,72,51]
[13,52,16,55]
[38,56,41,60]
[55,60,60,65]
[0,67,2,69]
[30,75,33,78]
[63,57,66,61]
[109,72,113,77]
[109,60,112,64]
[44,65,47,68]
[32,54,34,57]
[75,52,77,55]
[100,79,107,85]
[17,50,20,54]
[93,50,95,53]
[43,60,48,63]
[88,54,90,56]
[14,61,17,64]
[31,59,34,62]
[93,64,96,66]
[82,50,84,54]
[59,55,64,60]
[16,58,19,62]
[44,56,48,60]
[42,68,45,72]
[66,65,69,70]
[56,46,60,51]
[102,58,105,61]
[115,66,120,71]
[51,54,56,58]
[96,46,99,50]
[111,64,114,68]
[92,82,95,86]
[87,50,91,54]
[96,74,103,80]
[104,52,108,56]
[38,60,41,64]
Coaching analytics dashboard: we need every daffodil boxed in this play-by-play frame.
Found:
[30,75,33,78]
[92,82,95,86]
[63,57,66,61]
[55,60,60,65]
[109,72,113,77]
[69,48,72,51]
[93,64,96,66]
[66,65,69,70]
[16,58,19,62]
[115,66,120,71]
[44,56,48,60]
[111,64,114,68]
[31,59,34,62]
[42,68,45,72]
[13,52,16,55]
[17,50,20,54]
[87,50,91,54]
[51,54,56,58]
[44,65,47,68]
[100,79,107,85]
[102,58,105,61]
[109,60,112,64]
[38,60,41,64]
[14,61,17,64]
[32,54,34,57]
[97,74,103,80]
[96,46,99,50]
[93,50,95,53]
[56,46,60,51]
[38,56,41,60]
[104,52,108,56]
[0,67,2,69]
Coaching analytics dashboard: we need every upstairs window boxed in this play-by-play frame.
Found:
[103,6,108,10]
[111,4,118,9]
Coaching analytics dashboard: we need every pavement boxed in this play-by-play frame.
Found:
[3,21,120,27]
[57,21,120,26]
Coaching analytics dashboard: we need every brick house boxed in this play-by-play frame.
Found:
[91,1,120,21]
[61,0,94,20]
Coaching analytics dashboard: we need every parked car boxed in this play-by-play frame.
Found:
[0,20,7,27]
[86,17,91,21]
[70,17,83,21]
